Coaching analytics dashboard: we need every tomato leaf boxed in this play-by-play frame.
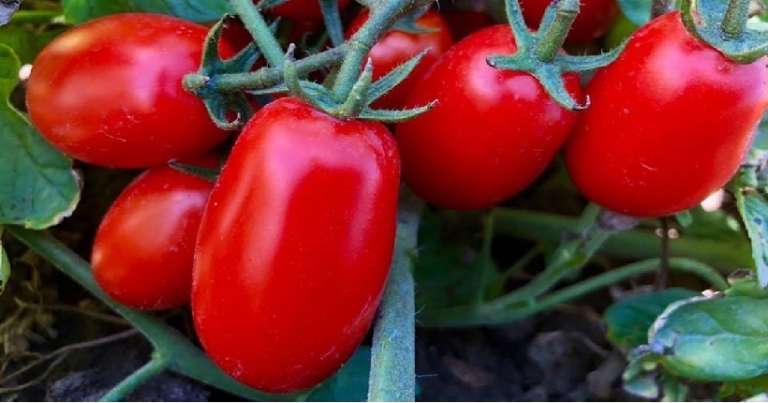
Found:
[647,295,768,381]
[736,190,768,287]
[0,23,64,64]
[306,347,371,401]
[604,288,698,350]
[0,45,80,229]
[62,0,231,24]
[62,0,135,24]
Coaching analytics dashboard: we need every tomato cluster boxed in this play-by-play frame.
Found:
[25,0,768,395]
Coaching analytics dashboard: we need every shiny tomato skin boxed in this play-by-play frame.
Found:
[27,13,230,168]
[396,25,582,210]
[270,0,351,21]
[521,0,619,44]
[192,97,400,393]
[566,12,768,217]
[346,10,454,108]
[92,160,214,310]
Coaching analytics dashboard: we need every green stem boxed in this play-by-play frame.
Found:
[481,204,617,311]
[332,0,423,100]
[721,0,750,38]
[337,59,374,117]
[201,45,347,92]
[493,209,753,269]
[368,190,423,402]
[229,0,285,67]
[420,258,726,327]
[474,212,496,305]
[100,354,169,402]
[319,0,345,47]
[9,10,60,24]
[493,245,542,288]
[535,0,580,62]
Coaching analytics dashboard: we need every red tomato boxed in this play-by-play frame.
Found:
[346,10,454,109]
[27,14,231,168]
[92,159,215,310]
[192,97,400,393]
[566,12,768,217]
[520,0,619,44]
[442,9,495,40]
[270,0,351,22]
[395,25,582,210]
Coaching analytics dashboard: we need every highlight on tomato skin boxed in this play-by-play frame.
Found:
[395,24,583,211]
[25,13,234,168]
[91,157,216,311]
[520,0,620,44]
[192,97,401,393]
[345,9,454,109]
[565,12,768,218]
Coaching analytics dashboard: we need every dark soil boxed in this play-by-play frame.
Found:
[416,309,632,401]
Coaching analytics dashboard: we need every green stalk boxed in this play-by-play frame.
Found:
[9,10,60,24]
[721,0,750,37]
[337,59,374,117]
[368,191,423,402]
[420,258,726,327]
[493,209,752,269]
[100,354,169,402]
[473,212,496,305]
[206,46,347,92]
[535,0,580,62]
[229,0,285,67]
[331,0,426,100]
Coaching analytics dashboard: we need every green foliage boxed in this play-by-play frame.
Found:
[736,191,768,287]
[0,22,63,64]
[307,347,371,401]
[0,45,80,229]
[647,295,768,381]
[62,0,231,24]
[604,288,699,350]
[674,211,692,228]
[414,209,488,311]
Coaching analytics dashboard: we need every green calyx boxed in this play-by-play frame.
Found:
[487,0,625,111]
[681,0,768,63]
[253,48,435,122]
[183,15,262,130]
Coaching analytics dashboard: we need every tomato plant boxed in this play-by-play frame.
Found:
[7,0,768,401]
[26,13,231,168]
[396,25,582,210]
[565,12,768,218]
[520,0,619,43]
[346,10,454,108]
[192,97,400,393]
[92,159,214,310]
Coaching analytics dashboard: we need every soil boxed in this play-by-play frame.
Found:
[416,309,633,401]
[7,303,634,401]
